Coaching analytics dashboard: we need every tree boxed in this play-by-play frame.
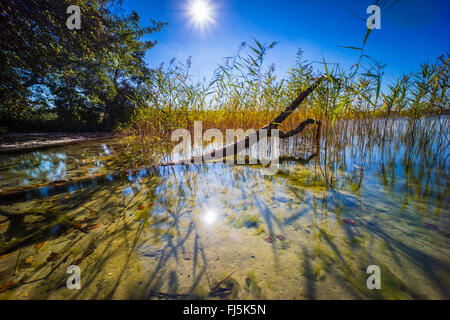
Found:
[0,0,166,130]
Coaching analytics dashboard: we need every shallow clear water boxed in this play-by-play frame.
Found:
[0,121,449,300]
[0,140,117,190]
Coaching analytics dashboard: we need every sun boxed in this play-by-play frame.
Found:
[189,0,214,27]
[191,1,210,22]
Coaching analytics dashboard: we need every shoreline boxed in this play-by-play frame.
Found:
[0,132,117,154]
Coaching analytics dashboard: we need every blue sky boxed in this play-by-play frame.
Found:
[121,0,449,84]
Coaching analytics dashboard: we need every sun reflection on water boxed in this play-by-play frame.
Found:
[202,208,218,225]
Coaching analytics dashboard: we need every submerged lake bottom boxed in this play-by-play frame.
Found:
[0,131,449,299]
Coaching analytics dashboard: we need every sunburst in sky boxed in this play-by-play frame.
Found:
[188,0,215,30]
[123,0,450,85]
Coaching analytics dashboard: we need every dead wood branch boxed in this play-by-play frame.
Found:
[166,75,330,166]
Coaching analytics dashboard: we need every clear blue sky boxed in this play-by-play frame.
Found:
[121,0,449,84]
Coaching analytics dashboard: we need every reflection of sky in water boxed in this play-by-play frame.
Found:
[122,186,134,196]
[0,140,121,189]
[102,144,111,155]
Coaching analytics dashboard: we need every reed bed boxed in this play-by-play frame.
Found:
[118,39,449,182]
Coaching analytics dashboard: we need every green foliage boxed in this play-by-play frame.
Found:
[0,0,166,131]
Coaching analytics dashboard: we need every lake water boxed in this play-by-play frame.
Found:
[0,118,449,299]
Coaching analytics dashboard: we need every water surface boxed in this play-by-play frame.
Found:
[0,119,449,299]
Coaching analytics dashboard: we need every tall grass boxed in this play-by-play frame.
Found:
[118,38,449,177]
